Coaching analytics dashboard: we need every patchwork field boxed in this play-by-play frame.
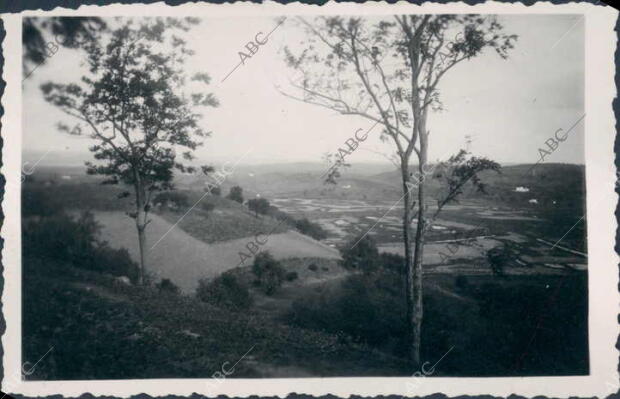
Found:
[89,211,339,293]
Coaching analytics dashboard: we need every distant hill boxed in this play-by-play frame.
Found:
[32,162,586,212]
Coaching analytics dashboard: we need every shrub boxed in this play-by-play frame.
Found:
[22,211,140,282]
[308,263,318,272]
[286,272,408,349]
[247,198,270,217]
[157,278,180,295]
[227,186,244,203]
[339,234,381,274]
[294,218,328,240]
[380,252,406,275]
[252,252,285,295]
[321,266,329,271]
[210,186,221,196]
[22,186,65,217]
[196,273,252,310]
[153,191,189,209]
[285,271,299,281]
[201,202,215,214]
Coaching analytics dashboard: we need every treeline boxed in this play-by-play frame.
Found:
[155,185,328,241]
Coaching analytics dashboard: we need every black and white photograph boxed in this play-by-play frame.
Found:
[1,2,618,398]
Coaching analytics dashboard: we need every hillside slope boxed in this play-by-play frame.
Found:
[23,260,408,380]
[92,211,339,293]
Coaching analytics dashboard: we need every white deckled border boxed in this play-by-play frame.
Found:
[1,1,618,398]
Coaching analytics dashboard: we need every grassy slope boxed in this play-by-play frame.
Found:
[23,258,408,380]
[156,193,289,244]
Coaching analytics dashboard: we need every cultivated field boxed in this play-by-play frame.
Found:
[89,211,339,293]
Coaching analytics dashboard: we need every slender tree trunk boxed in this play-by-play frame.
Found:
[133,176,147,285]
[136,223,147,285]
[411,127,428,366]
[401,164,417,367]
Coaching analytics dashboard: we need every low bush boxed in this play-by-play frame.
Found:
[286,272,408,349]
[22,186,65,217]
[308,263,318,272]
[285,271,299,281]
[23,211,139,282]
[227,186,244,203]
[157,278,180,295]
[380,252,406,275]
[153,191,189,209]
[247,198,270,217]
[339,234,381,274]
[196,273,252,310]
[294,218,328,240]
[252,252,285,295]
[201,202,215,214]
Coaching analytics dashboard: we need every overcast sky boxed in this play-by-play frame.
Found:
[22,14,584,167]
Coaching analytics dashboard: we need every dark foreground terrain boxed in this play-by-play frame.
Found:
[22,163,589,378]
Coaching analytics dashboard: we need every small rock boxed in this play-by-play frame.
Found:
[180,329,201,339]
[115,276,131,286]
[126,333,142,341]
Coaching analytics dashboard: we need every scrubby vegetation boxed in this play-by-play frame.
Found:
[156,278,180,295]
[196,273,252,311]
[153,191,190,210]
[23,210,139,282]
[23,258,408,379]
[285,271,299,281]
[247,197,271,217]
[21,165,589,378]
[252,252,286,295]
[227,185,244,203]
[338,235,406,275]
[294,217,328,240]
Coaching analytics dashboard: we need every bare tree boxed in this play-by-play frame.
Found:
[41,18,218,285]
[281,15,516,365]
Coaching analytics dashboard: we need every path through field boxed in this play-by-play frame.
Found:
[90,211,340,293]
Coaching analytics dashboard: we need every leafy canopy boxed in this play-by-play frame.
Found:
[41,17,217,195]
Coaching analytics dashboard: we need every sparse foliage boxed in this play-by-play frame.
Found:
[282,14,516,365]
[41,18,217,284]
[340,234,381,274]
[196,273,252,310]
[227,186,244,204]
[248,197,270,217]
[23,17,107,68]
[252,252,286,295]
